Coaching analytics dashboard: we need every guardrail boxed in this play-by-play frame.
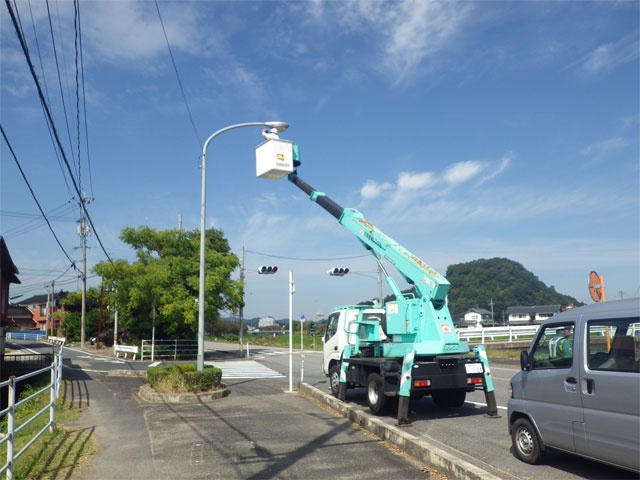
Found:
[5,332,46,342]
[141,339,198,361]
[456,325,539,343]
[0,349,63,479]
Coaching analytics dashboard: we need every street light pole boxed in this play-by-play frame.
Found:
[197,121,289,371]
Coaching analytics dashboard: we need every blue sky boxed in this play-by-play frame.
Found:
[1,1,638,321]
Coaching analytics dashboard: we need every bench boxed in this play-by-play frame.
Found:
[115,344,139,360]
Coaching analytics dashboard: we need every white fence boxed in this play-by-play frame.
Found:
[141,339,198,361]
[0,349,63,479]
[457,325,539,343]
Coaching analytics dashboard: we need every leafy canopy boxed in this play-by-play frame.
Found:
[93,226,242,339]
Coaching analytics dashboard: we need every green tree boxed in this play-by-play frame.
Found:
[94,226,242,340]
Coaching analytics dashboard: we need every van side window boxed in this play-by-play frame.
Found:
[530,323,574,369]
[587,318,640,372]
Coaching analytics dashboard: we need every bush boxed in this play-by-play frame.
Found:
[147,364,222,393]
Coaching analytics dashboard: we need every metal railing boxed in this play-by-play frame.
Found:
[5,332,46,342]
[0,349,63,479]
[456,325,539,343]
[140,339,198,361]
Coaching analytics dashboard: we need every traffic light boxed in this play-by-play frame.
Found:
[328,267,349,276]
[258,265,278,274]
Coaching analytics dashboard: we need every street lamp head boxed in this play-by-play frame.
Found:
[264,121,289,133]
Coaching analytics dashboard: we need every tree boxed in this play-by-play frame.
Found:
[94,226,241,340]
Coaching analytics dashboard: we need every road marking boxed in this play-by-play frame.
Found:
[206,360,284,379]
[467,400,508,410]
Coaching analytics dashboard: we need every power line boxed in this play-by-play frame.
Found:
[154,0,201,146]
[244,249,371,262]
[5,0,113,265]
[0,123,77,269]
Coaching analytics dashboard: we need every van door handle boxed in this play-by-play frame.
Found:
[565,377,578,392]
[583,378,595,394]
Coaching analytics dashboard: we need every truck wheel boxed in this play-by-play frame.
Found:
[431,389,466,408]
[367,373,388,415]
[511,418,543,464]
[329,364,341,397]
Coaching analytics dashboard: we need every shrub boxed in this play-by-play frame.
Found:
[147,364,222,393]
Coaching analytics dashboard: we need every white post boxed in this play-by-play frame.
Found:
[289,271,294,393]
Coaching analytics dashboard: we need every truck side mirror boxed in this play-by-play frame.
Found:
[520,350,532,371]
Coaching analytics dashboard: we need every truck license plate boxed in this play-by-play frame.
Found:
[465,363,484,374]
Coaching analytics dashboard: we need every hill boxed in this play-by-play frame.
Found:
[445,257,582,321]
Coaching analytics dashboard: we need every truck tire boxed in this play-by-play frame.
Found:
[329,364,341,397]
[367,373,388,415]
[511,418,543,464]
[431,389,466,408]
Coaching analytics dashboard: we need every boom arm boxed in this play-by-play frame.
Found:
[288,173,450,308]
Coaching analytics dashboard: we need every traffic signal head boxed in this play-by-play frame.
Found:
[258,265,278,274]
[328,267,349,276]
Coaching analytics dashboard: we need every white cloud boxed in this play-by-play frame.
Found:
[360,179,393,201]
[581,34,639,74]
[580,137,629,158]
[443,161,484,186]
[304,0,473,85]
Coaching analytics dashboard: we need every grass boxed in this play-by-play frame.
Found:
[0,378,96,480]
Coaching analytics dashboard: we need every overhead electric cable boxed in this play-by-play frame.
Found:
[5,0,113,264]
[1,123,77,269]
[45,0,79,178]
[244,249,371,261]
[154,0,201,146]
[75,0,94,196]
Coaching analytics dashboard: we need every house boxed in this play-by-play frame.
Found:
[6,305,35,331]
[20,291,68,333]
[461,308,493,328]
[1,236,21,356]
[1,236,21,327]
[506,305,561,326]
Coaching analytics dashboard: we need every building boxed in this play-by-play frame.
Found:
[1,236,21,355]
[5,305,35,331]
[20,291,68,334]
[506,305,561,326]
[461,308,493,328]
[258,316,276,328]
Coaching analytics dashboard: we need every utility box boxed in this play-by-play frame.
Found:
[255,139,294,180]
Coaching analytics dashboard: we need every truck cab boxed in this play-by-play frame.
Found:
[322,306,386,392]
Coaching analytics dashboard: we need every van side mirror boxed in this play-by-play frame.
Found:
[520,350,532,371]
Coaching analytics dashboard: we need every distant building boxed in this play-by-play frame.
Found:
[20,291,68,333]
[461,308,493,328]
[6,305,35,331]
[258,316,275,328]
[506,305,561,326]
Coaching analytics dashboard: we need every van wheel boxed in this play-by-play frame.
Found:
[431,389,466,408]
[511,418,543,464]
[329,364,341,397]
[367,373,388,415]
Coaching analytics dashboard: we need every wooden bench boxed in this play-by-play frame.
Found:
[115,344,139,360]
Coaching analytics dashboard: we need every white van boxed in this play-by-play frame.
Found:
[508,297,639,473]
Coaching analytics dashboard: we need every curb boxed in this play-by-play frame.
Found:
[137,383,231,403]
[299,382,506,480]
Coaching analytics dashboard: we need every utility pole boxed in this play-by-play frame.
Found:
[239,246,245,357]
[75,197,92,349]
